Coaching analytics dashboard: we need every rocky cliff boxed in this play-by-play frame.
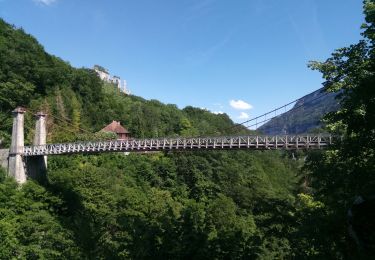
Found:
[258,89,340,135]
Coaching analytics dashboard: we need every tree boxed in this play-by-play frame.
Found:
[301,0,375,257]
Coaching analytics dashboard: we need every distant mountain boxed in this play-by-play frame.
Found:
[258,89,340,135]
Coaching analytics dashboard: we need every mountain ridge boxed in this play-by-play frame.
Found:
[258,88,340,135]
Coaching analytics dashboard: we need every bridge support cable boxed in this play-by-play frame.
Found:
[227,87,330,133]
[26,107,93,135]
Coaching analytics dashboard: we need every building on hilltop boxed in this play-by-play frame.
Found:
[112,75,121,84]
[101,120,130,140]
[122,80,130,95]
[93,65,110,81]
[93,65,131,95]
[112,75,121,91]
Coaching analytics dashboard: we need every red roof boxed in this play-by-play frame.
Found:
[101,121,130,134]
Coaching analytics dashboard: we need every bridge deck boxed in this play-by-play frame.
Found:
[22,135,333,156]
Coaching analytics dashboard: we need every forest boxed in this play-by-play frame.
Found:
[0,0,374,259]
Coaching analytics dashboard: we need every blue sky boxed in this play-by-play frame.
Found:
[0,0,364,122]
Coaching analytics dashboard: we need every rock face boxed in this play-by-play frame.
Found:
[258,89,340,135]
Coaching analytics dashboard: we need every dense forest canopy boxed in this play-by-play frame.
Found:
[0,0,374,258]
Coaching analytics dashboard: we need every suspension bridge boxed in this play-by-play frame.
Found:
[1,88,335,184]
[23,135,332,156]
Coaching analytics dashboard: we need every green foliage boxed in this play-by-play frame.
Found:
[0,166,6,182]
[306,0,375,212]
[40,151,299,258]
[0,177,81,258]
[294,0,375,257]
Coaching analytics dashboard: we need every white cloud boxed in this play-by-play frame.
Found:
[229,100,253,110]
[238,112,249,119]
[33,0,57,6]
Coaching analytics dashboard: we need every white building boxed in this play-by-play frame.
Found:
[122,80,130,95]
[93,65,110,81]
[93,65,130,95]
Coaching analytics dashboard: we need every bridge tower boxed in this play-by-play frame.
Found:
[27,111,48,182]
[8,107,26,183]
[7,108,48,184]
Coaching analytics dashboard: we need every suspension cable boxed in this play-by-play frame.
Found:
[26,107,93,134]
[226,87,329,132]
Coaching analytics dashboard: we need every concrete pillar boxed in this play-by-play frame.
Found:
[34,112,47,146]
[8,107,26,184]
[27,112,47,182]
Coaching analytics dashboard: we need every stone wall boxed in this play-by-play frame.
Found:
[0,149,9,171]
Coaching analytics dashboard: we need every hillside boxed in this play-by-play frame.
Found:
[258,89,340,134]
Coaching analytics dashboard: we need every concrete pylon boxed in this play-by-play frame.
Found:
[34,112,47,146]
[8,107,26,184]
[27,112,47,182]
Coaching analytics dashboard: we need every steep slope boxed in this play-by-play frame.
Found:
[258,89,340,134]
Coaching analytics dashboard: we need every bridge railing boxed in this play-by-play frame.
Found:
[22,135,334,156]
